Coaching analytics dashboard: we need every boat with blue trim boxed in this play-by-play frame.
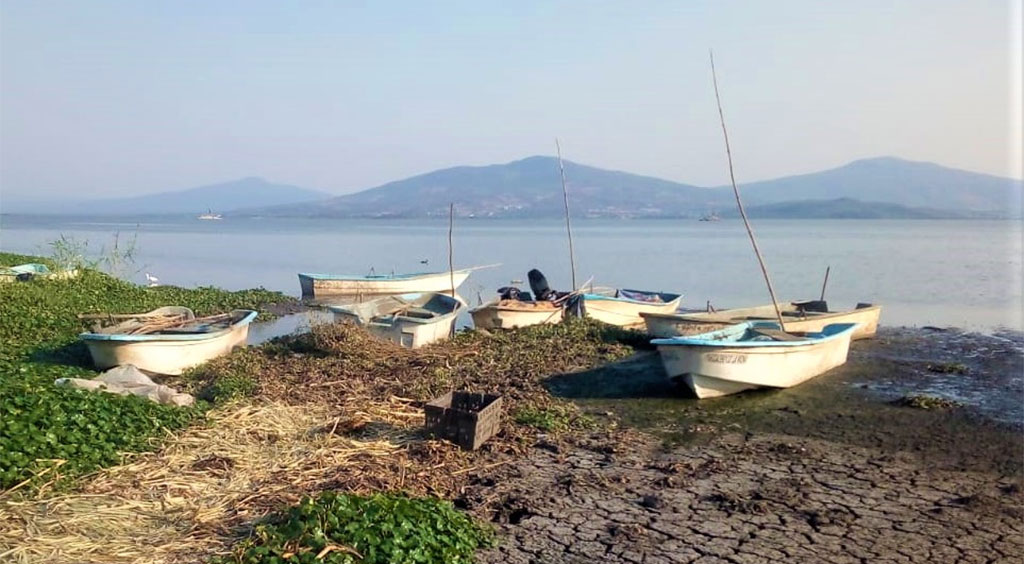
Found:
[651,321,858,398]
[329,292,465,348]
[581,288,682,328]
[299,264,498,298]
[79,306,257,375]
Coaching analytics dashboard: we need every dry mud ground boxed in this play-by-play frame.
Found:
[466,327,1024,563]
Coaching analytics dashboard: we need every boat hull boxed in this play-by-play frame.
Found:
[81,315,255,375]
[330,292,465,348]
[643,304,881,340]
[0,264,79,284]
[299,270,472,298]
[583,292,682,328]
[469,300,563,329]
[654,322,857,399]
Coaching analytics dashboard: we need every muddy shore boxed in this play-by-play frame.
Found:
[3,320,1020,563]
[465,327,1023,563]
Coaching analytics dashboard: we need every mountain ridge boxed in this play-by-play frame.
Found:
[245,155,1021,219]
[3,156,1021,218]
[3,177,331,215]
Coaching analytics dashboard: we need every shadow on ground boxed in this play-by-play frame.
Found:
[543,330,1023,476]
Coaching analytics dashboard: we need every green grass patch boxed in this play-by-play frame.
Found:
[218,492,492,564]
[0,253,295,489]
[513,405,574,432]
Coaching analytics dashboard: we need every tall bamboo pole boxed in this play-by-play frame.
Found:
[709,51,786,330]
[556,139,578,290]
[448,202,455,298]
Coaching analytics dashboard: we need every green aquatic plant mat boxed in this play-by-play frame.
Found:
[219,492,492,564]
[0,257,294,489]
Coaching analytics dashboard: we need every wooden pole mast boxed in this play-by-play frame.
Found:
[709,50,786,331]
[556,138,578,290]
[448,202,456,298]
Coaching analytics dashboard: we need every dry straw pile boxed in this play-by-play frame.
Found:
[0,399,474,564]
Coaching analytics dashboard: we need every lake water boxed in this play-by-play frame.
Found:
[1,215,1021,331]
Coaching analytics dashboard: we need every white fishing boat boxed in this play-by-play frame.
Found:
[642,301,881,340]
[328,292,465,348]
[470,299,563,330]
[79,307,257,375]
[299,265,496,298]
[652,321,859,399]
[581,288,682,328]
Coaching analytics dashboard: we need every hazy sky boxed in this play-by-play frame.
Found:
[1,0,1021,199]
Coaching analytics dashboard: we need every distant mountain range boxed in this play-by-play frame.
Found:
[248,156,1021,219]
[735,198,1007,220]
[2,177,330,215]
[3,157,1021,219]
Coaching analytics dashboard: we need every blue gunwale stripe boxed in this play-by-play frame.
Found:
[79,310,258,342]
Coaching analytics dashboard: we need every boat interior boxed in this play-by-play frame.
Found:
[85,307,247,335]
[589,287,679,303]
[349,293,459,323]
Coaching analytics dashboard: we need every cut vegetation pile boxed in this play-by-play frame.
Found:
[190,320,638,421]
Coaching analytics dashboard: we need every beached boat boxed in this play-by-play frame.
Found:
[470,299,563,330]
[642,301,880,340]
[581,288,682,328]
[652,321,858,399]
[79,306,257,375]
[0,263,79,284]
[329,292,465,348]
[299,265,495,298]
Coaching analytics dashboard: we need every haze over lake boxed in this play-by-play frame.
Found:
[1,215,1020,332]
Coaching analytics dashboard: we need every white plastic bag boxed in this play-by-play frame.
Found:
[56,364,194,406]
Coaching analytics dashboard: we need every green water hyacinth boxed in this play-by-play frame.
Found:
[0,252,294,489]
[220,492,493,564]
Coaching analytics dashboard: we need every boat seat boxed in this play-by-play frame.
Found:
[752,328,807,341]
[399,307,437,319]
[162,325,216,334]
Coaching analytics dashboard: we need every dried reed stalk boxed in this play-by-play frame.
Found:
[0,398,471,564]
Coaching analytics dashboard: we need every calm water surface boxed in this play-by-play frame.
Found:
[1,216,1021,331]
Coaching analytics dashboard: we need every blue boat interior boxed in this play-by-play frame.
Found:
[651,321,859,347]
[584,288,681,304]
[300,270,453,281]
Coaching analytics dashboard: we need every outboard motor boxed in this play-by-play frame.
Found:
[497,286,531,301]
[528,269,556,301]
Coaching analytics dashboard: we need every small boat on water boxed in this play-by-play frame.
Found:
[79,306,257,375]
[652,321,859,399]
[0,263,79,284]
[642,301,881,340]
[329,292,465,348]
[299,265,496,298]
[197,208,223,220]
[581,288,682,328]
